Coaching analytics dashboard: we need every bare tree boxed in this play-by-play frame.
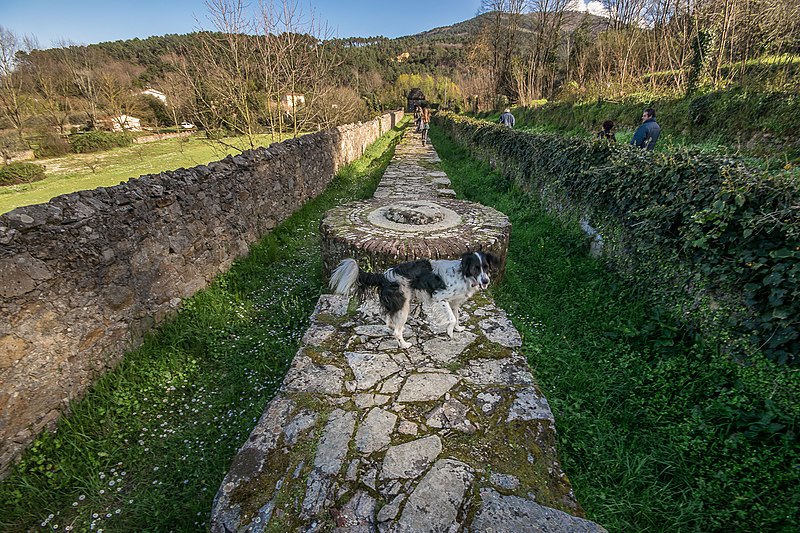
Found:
[97,61,145,131]
[479,0,527,100]
[514,0,571,102]
[20,48,75,134]
[0,26,31,139]
[177,0,344,149]
[160,67,194,130]
[55,41,105,129]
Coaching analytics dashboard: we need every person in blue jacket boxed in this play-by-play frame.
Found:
[631,108,660,150]
[498,108,515,128]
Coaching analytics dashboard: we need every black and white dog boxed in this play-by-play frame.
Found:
[329,252,499,348]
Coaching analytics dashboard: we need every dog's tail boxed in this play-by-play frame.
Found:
[329,259,389,295]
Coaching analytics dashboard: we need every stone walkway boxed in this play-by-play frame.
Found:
[210,128,607,532]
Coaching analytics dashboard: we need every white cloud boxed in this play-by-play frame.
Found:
[569,0,607,17]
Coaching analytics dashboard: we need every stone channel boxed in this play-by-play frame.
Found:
[210,127,607,532]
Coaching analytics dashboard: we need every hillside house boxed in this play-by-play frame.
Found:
[280,93,305,114]
[141,88,167,103]
[111,115,142,132]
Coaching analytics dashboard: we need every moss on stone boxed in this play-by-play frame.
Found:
[441,414,576,514]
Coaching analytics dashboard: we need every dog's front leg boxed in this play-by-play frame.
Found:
[448,301,466,333]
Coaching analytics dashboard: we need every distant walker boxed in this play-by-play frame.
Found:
[499,108,515,128]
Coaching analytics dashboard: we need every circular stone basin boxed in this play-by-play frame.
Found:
[381,202,448,226]
[321,198,510,281]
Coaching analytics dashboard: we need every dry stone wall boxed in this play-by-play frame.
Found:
[0,111,402,476]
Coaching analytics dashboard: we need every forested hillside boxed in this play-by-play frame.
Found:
[1,0,798,159]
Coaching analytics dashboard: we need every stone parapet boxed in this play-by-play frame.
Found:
[211,293,606,532]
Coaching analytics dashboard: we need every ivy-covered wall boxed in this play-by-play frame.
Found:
[434,112,799,365]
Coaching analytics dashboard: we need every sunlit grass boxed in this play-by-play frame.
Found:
[430,126,800,532]
[0,133,295,215]
[0,121,407,532]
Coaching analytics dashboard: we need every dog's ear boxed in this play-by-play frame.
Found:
[484,252,500,271]
[459,252,476,276]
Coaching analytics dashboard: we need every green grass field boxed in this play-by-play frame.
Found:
[0,133,293,215]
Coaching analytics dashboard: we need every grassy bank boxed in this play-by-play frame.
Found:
[482,87,800,166]
[0,123,406,532]
[429,126,800,532]
[0,133,293,215]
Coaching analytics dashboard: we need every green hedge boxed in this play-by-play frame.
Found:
[68,131,133,153]
[0,162,46,186]
[435,112,800,364]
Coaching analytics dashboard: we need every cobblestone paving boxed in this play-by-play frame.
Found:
[211,128,607,532]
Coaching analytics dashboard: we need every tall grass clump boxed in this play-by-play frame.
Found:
[0,120,407,532]
[430,126,800,532]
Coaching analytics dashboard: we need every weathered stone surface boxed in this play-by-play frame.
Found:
[283,355,345,395]
[356,407,397,454]
[355,393,391,409]
[377,494,405,524]
[393,459,474,533]
[316,294,350,317]
[507,387,555,423]
[211,396,296,532]
[476,391,503,414]
[459,357,534,387]
[303,323,337,346]
[490,473,520,491]
[346,352,402,391]
[472,489,608,533]
[302,409,357,517]
[381,435,442,479]
[355,324,393,337]
[397,372,459,403]
[332,490,377,532]
[479,314,523,348]
[426,398,476,433]
[422,331,477,364]
[284,410,319,446]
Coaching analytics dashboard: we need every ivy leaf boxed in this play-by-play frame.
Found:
[769,248,794,259]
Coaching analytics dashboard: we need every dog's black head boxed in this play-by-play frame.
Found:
[459,251,499,289]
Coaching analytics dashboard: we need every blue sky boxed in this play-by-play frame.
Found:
[0,0,486,48]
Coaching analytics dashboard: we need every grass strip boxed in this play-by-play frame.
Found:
[0,133,296,215]
[0,122,406,532]
[429,126,800,532]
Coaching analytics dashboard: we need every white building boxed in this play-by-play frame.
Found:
[141,88,167,104]
[111,115,142,132]
[280,93,305,113]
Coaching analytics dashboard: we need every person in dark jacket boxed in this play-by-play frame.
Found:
[631,108,660,150]
[498,108,515,128]
[597,120,615,141]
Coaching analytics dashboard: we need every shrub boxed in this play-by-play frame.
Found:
[33,130,71,158]
[68,131,133,153]
[0,162,46,186]
[435,112,800,364]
